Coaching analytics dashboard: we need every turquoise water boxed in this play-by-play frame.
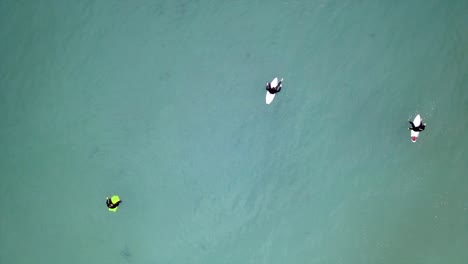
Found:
[1,0,467,263]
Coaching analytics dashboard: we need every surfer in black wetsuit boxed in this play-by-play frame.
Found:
[266,79,283,94]
[408,120,426,132]
[106,196,122,209]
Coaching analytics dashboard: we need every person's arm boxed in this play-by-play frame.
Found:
[408,121,414,131]
[266,83,270,90]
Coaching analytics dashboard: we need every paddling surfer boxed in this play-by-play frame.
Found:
[266,79,283,94]
[408,119,426,132]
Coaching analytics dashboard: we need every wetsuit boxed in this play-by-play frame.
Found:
[106,198,121,209]
[409,121,426,132]
[266,82,282,94]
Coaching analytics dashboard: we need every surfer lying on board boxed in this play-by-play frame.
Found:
[408,120,426,132]
[266,79,283,94]
[106,196,122,212]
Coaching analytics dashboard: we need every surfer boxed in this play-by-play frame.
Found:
[106,195,122,212]
[266,79,283,94]
[408,119,426,132]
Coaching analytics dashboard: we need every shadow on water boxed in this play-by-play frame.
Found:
[120,243,132,262]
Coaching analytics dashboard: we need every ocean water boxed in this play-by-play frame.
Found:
[1,0,467,263]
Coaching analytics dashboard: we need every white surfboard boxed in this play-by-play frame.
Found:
[266,91,275,104]
[266,77,279,105]
[411,115,421,142]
